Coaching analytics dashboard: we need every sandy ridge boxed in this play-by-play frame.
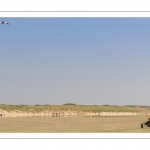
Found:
[1,109,150,117]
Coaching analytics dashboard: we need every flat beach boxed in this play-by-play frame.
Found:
[0,116,149,133]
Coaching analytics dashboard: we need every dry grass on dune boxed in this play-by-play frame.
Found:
[1,104,150,113]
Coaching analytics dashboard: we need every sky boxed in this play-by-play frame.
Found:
[0,18,150,105]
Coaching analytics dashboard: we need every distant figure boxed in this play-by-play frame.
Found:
[52,112,54,117]
[0,114,2,117]
[56,113,58,117]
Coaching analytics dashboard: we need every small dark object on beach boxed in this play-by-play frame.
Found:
[141,124,143,128]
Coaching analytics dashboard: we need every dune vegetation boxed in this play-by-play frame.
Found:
[0,103,150,113]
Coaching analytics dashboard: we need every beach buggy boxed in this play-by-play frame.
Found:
[141,118,150,128]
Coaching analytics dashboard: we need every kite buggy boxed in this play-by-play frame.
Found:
[0,21,9,25]
[141,118,150,128]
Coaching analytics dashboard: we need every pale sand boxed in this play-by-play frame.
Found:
[1,109,150,117]
[0,116,149,132]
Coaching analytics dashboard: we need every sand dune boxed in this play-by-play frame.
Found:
[1,109,150,117]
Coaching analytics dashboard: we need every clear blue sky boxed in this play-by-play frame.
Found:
[1,18,150,105]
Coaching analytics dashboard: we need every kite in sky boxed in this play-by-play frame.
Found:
[0,21,9,25]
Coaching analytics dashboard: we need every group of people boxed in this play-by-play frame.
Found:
[52,112,60,117]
